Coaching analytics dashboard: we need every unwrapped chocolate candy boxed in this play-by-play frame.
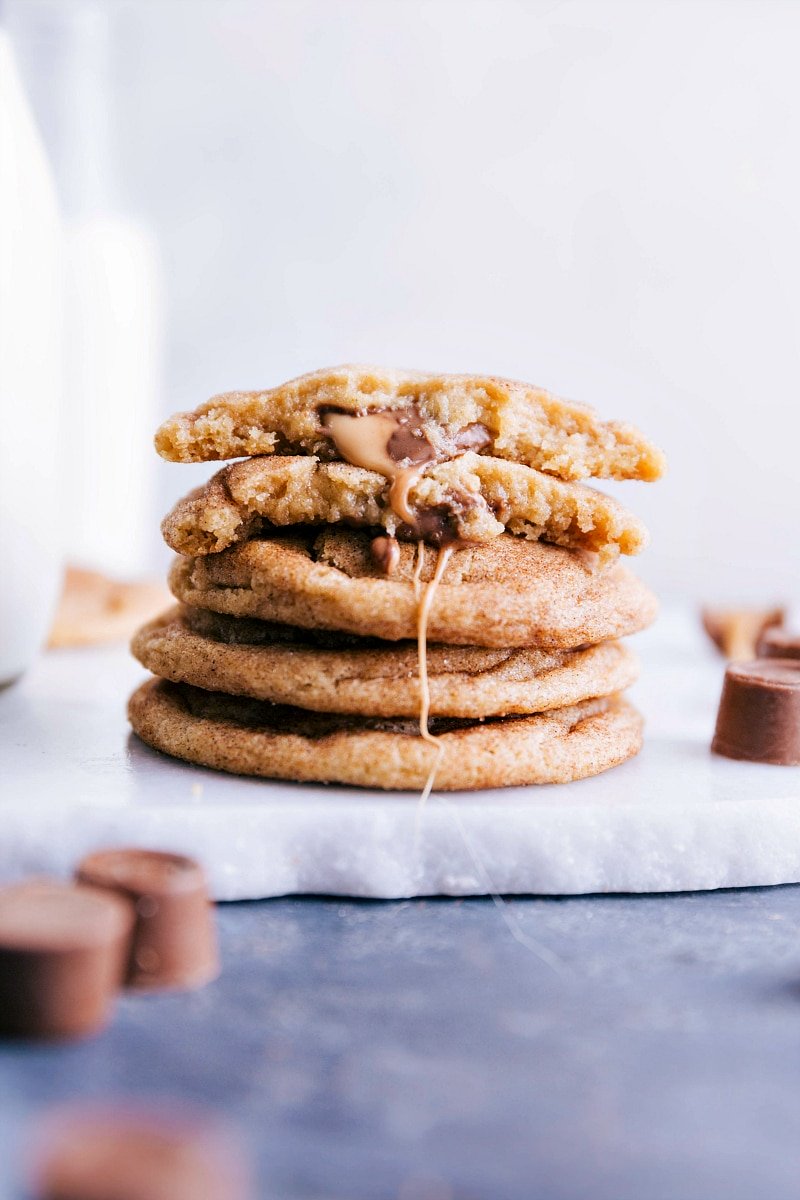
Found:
[0,881,134,1039]
[712,658,800,765]
[76,849,219,991]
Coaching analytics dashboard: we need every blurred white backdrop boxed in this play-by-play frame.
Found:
[7,0,800,601]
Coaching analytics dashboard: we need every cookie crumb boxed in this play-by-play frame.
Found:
[49,566,170,648]
[701,606,784,661]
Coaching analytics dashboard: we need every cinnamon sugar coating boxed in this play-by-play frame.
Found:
[132,606,639,718]
[128,679,644,790]
[167,528,658,649]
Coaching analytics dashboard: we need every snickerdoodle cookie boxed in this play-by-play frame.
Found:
[168,528,658,649]
[128,679,644,790]
[132,606,640,718]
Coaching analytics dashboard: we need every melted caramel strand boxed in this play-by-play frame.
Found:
[415,545,453,808]
[388,468,425,524]
[419,741,444,811]
[417,552,449,744]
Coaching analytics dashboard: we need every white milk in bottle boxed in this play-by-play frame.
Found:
[0,28,63,683]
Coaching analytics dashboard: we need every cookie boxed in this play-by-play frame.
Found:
[132,606,640,718]
[168,528,658,649]
[155,364,665,482]
[161,453,648,558]
[128,679,644,790]
[48,567,171,649]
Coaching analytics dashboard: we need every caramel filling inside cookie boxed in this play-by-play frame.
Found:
[322,408,436,526]
[321,406,491,548]
[322,408,486,792]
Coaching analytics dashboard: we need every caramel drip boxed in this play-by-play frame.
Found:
[322,410,457,803]
[322,411,430,527]
[416,544,453,807]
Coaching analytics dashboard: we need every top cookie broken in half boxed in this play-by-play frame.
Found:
[155,365,665,483]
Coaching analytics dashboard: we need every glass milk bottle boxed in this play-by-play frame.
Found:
[0,27,63,683]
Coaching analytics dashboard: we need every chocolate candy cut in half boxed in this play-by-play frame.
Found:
[712,658,800,765]
[76,849,219,992]
[0,880,135,1040]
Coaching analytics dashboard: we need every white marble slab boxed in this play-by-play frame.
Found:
[3,610,800,900]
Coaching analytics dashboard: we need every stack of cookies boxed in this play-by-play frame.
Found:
[129,367,663,791]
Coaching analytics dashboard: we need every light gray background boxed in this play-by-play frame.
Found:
[8,0,800,600]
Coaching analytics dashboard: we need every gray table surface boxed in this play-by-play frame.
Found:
[3,887,800,1199]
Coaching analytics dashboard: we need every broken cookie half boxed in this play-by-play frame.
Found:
[161,453,649,559]
[155,364,666,483]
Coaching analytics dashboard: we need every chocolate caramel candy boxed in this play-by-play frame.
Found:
[31,1106,253,1200]
[370,534,400,575]
[712,659,800,764]
[0,881,135,1039]
[76,849,219,991]
[756,627,800,661]
[321,406,490,540]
